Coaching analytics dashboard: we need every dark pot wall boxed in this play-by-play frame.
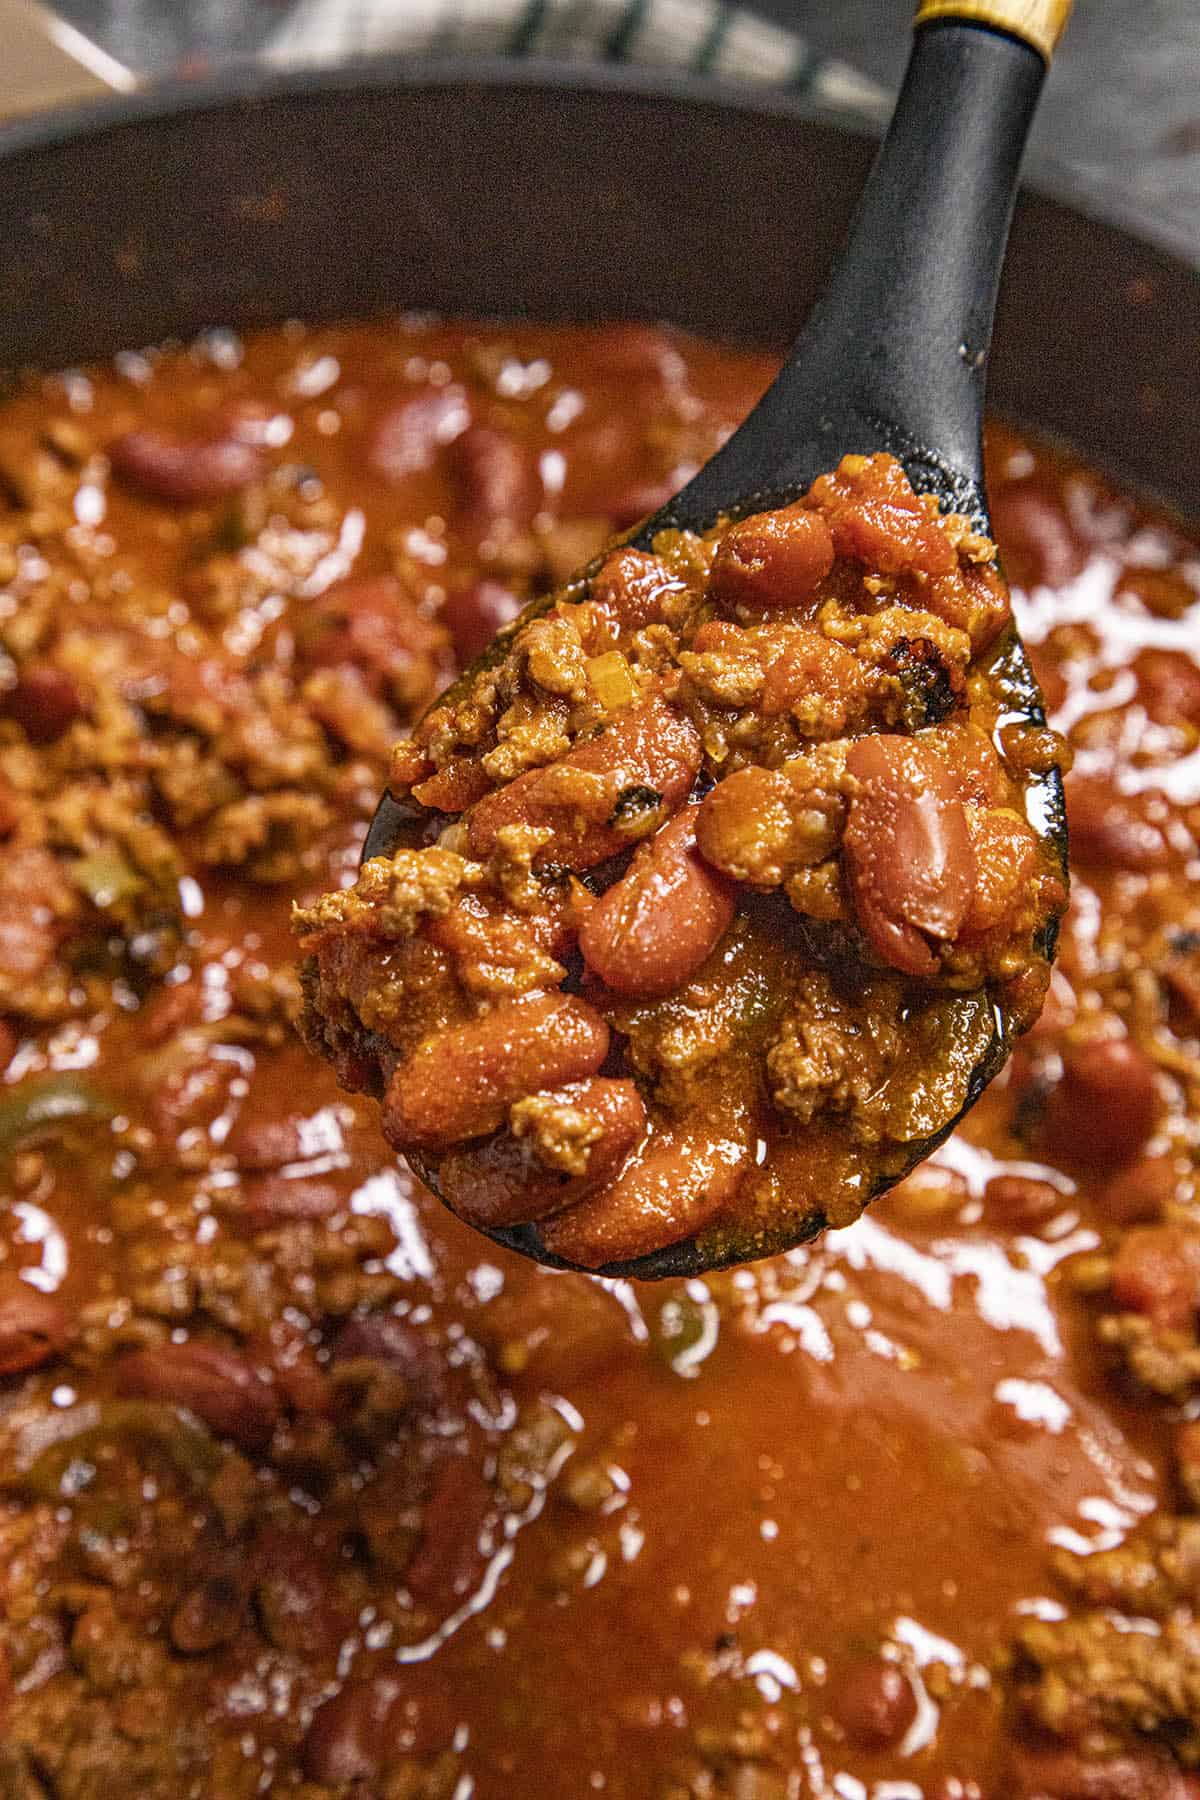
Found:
[0,64,1194,510]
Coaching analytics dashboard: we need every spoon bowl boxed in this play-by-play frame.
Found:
[353,0,1072,1278]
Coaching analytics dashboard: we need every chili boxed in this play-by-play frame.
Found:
[0,318,1193,1800]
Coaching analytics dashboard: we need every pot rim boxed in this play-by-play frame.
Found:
[0,52,1194,277]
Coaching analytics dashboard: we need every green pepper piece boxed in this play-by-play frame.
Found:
[0,1072,115,1160]
[72,848,145,910]
[18,1399,221,1501]
[650,1287,719,1375]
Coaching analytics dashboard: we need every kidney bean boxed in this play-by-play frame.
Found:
[116,1340,281,1452]
[450,424,539,531]
[0,1279,70,1376]
[1134,649,1200,728]
[366,383,470,483]
[150,1043,240,1139]
[588,548,689,640]
[579,808,734,998]
[843,735,975,977]
[831,1657,917,1750]
[438,1078,646,1228]
[331,1314,447,1414]
[708,501,835,613]
[137,977,206,1047]
[1066,775,1173,872]
[983,1173,1066,1231]
[2,664,85,743]
[1097,1153,1176,1226]
[109,425,264,502]
[405,1451,491,1610]
[990,484,1088,589]
[466,694,702,870]
[938,718,1008,809]
[1010,1746,1197,1800]
[303,1676,406,1783]
[303,1677,455,1783]
[249,1318,333,1417]
[302,575,453,708]
[539,1122,749,1269]
[382,992,609,1151]
[696,763,841,889]
[1110,1225,1200,1332]
[1044,1038,1160,1166]
[442,579,523,663]
[227,1111,319,1170]
[239,1173,346,1230]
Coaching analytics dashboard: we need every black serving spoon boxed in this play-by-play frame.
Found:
[363,0,1073,1278]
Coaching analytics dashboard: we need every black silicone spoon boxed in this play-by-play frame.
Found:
[362,0,1073,1278]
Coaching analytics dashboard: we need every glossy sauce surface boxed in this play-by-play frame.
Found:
[0,320,1197,1800]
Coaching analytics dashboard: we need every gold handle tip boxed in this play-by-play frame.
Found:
[914,0,1073,63]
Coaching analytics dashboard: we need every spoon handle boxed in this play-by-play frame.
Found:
[655,0,1073,538]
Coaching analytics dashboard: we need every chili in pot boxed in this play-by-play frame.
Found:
[0,316,1195,1799]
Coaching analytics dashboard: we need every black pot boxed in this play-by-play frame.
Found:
[0,58,1194,514]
